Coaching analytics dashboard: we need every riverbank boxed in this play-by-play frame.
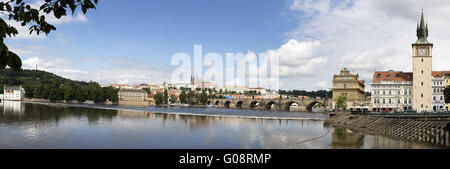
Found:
[21,100,331,121]
[324,114,450,147]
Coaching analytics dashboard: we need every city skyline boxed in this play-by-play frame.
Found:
[4,0,450,91]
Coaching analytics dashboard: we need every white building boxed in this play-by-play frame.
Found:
[3,86,25,101]
[432,72,449,111]
[371,71,413,112]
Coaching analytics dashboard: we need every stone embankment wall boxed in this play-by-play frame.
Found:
[325,114,450,147]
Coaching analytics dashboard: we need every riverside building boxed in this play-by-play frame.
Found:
[332,68,366,110]
[371,11,449,113]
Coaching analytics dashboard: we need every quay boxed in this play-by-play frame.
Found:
[325,113,450,147]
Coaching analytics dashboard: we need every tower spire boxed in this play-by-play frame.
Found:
[416,9,429,43]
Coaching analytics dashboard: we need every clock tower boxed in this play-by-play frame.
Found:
[412,10,433,112]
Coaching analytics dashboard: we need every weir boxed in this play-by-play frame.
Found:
[324,114,450,147]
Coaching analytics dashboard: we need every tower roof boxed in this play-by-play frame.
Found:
[415,9,431,44]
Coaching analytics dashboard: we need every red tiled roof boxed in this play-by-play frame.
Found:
[373,71,413,82]
[432,71,450,78]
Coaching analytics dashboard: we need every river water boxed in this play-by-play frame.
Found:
[0,101,439,149]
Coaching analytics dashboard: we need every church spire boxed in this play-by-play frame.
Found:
[416,9,430,44]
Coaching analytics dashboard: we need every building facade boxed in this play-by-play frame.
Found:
[445,74,450,111]
[2,86,25,101]
[332,68,366,109]
[371,71,413,112]
[432,72,448,111]
[118,88,148,106]
[370,11,449,113]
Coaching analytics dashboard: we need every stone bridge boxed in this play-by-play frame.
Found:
[207,98,331,112]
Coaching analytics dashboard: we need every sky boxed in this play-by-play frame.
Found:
[4,0,450,91]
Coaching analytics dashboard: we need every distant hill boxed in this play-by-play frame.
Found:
[0,68,82,87]
[0,68,118,102]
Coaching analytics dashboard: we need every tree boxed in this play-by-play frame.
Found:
[336,95,347,110]
[444,86,450,104]
[163,89,168,104]
[187,91,194,104]
[170,94,177,103]
[23,85,33,98]
[199,91,208,105]
[154,93,164,105]
[0,0,99,71]
[180,90,187,104]
[63,85,75,101]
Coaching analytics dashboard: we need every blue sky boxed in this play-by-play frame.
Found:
[5,0,450,90]
[6,0,299,86]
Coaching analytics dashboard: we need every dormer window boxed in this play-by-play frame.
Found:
[395,74,401,78]
[377,74,381,78]
[386,74,391,78]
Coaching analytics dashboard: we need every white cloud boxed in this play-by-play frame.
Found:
[22,56,169,85]
[284,0,450,90]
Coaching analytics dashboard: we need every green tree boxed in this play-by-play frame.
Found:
[163,89,169,104]
[199,91,208,105]
[180,90,187,104]
[170,94,177,103]
[336,95,347,110]
[23,85,33,98]
[154,93,164,105]
[0,0,99,71]
[48,86,62,102]
[33,85,43,98]
[444,86,450,104]
[63,85,75,101]
[187,91,194,104]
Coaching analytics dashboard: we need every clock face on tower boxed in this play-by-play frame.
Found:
[418,49,427,56]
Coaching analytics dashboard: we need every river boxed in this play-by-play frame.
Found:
[0,101,439,149]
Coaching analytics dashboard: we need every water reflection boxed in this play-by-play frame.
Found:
[0,102,441,149]
[1,101,25,116]
[331,128,364,149]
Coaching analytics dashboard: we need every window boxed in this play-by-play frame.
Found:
[398,99,401,104]
[409,98,412,104]
[433,96,436,101]
[396,74,401,78]
[441,96,443,101]
[383,99,385,104]
[404,98,407,104]
[387,74,391,78]
[389,99,391,104]
[422,70,424,74]
[421,82,424,86]
[377,74,381,78]
[421,94,424,98]
[421,59,424,62]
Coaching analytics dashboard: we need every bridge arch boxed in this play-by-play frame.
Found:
[250,101,259,109]
[306,101,323,112]
[266,101,279,110]
[284,101,300,112]
[224,101,231,108]
[236,101,244,108]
